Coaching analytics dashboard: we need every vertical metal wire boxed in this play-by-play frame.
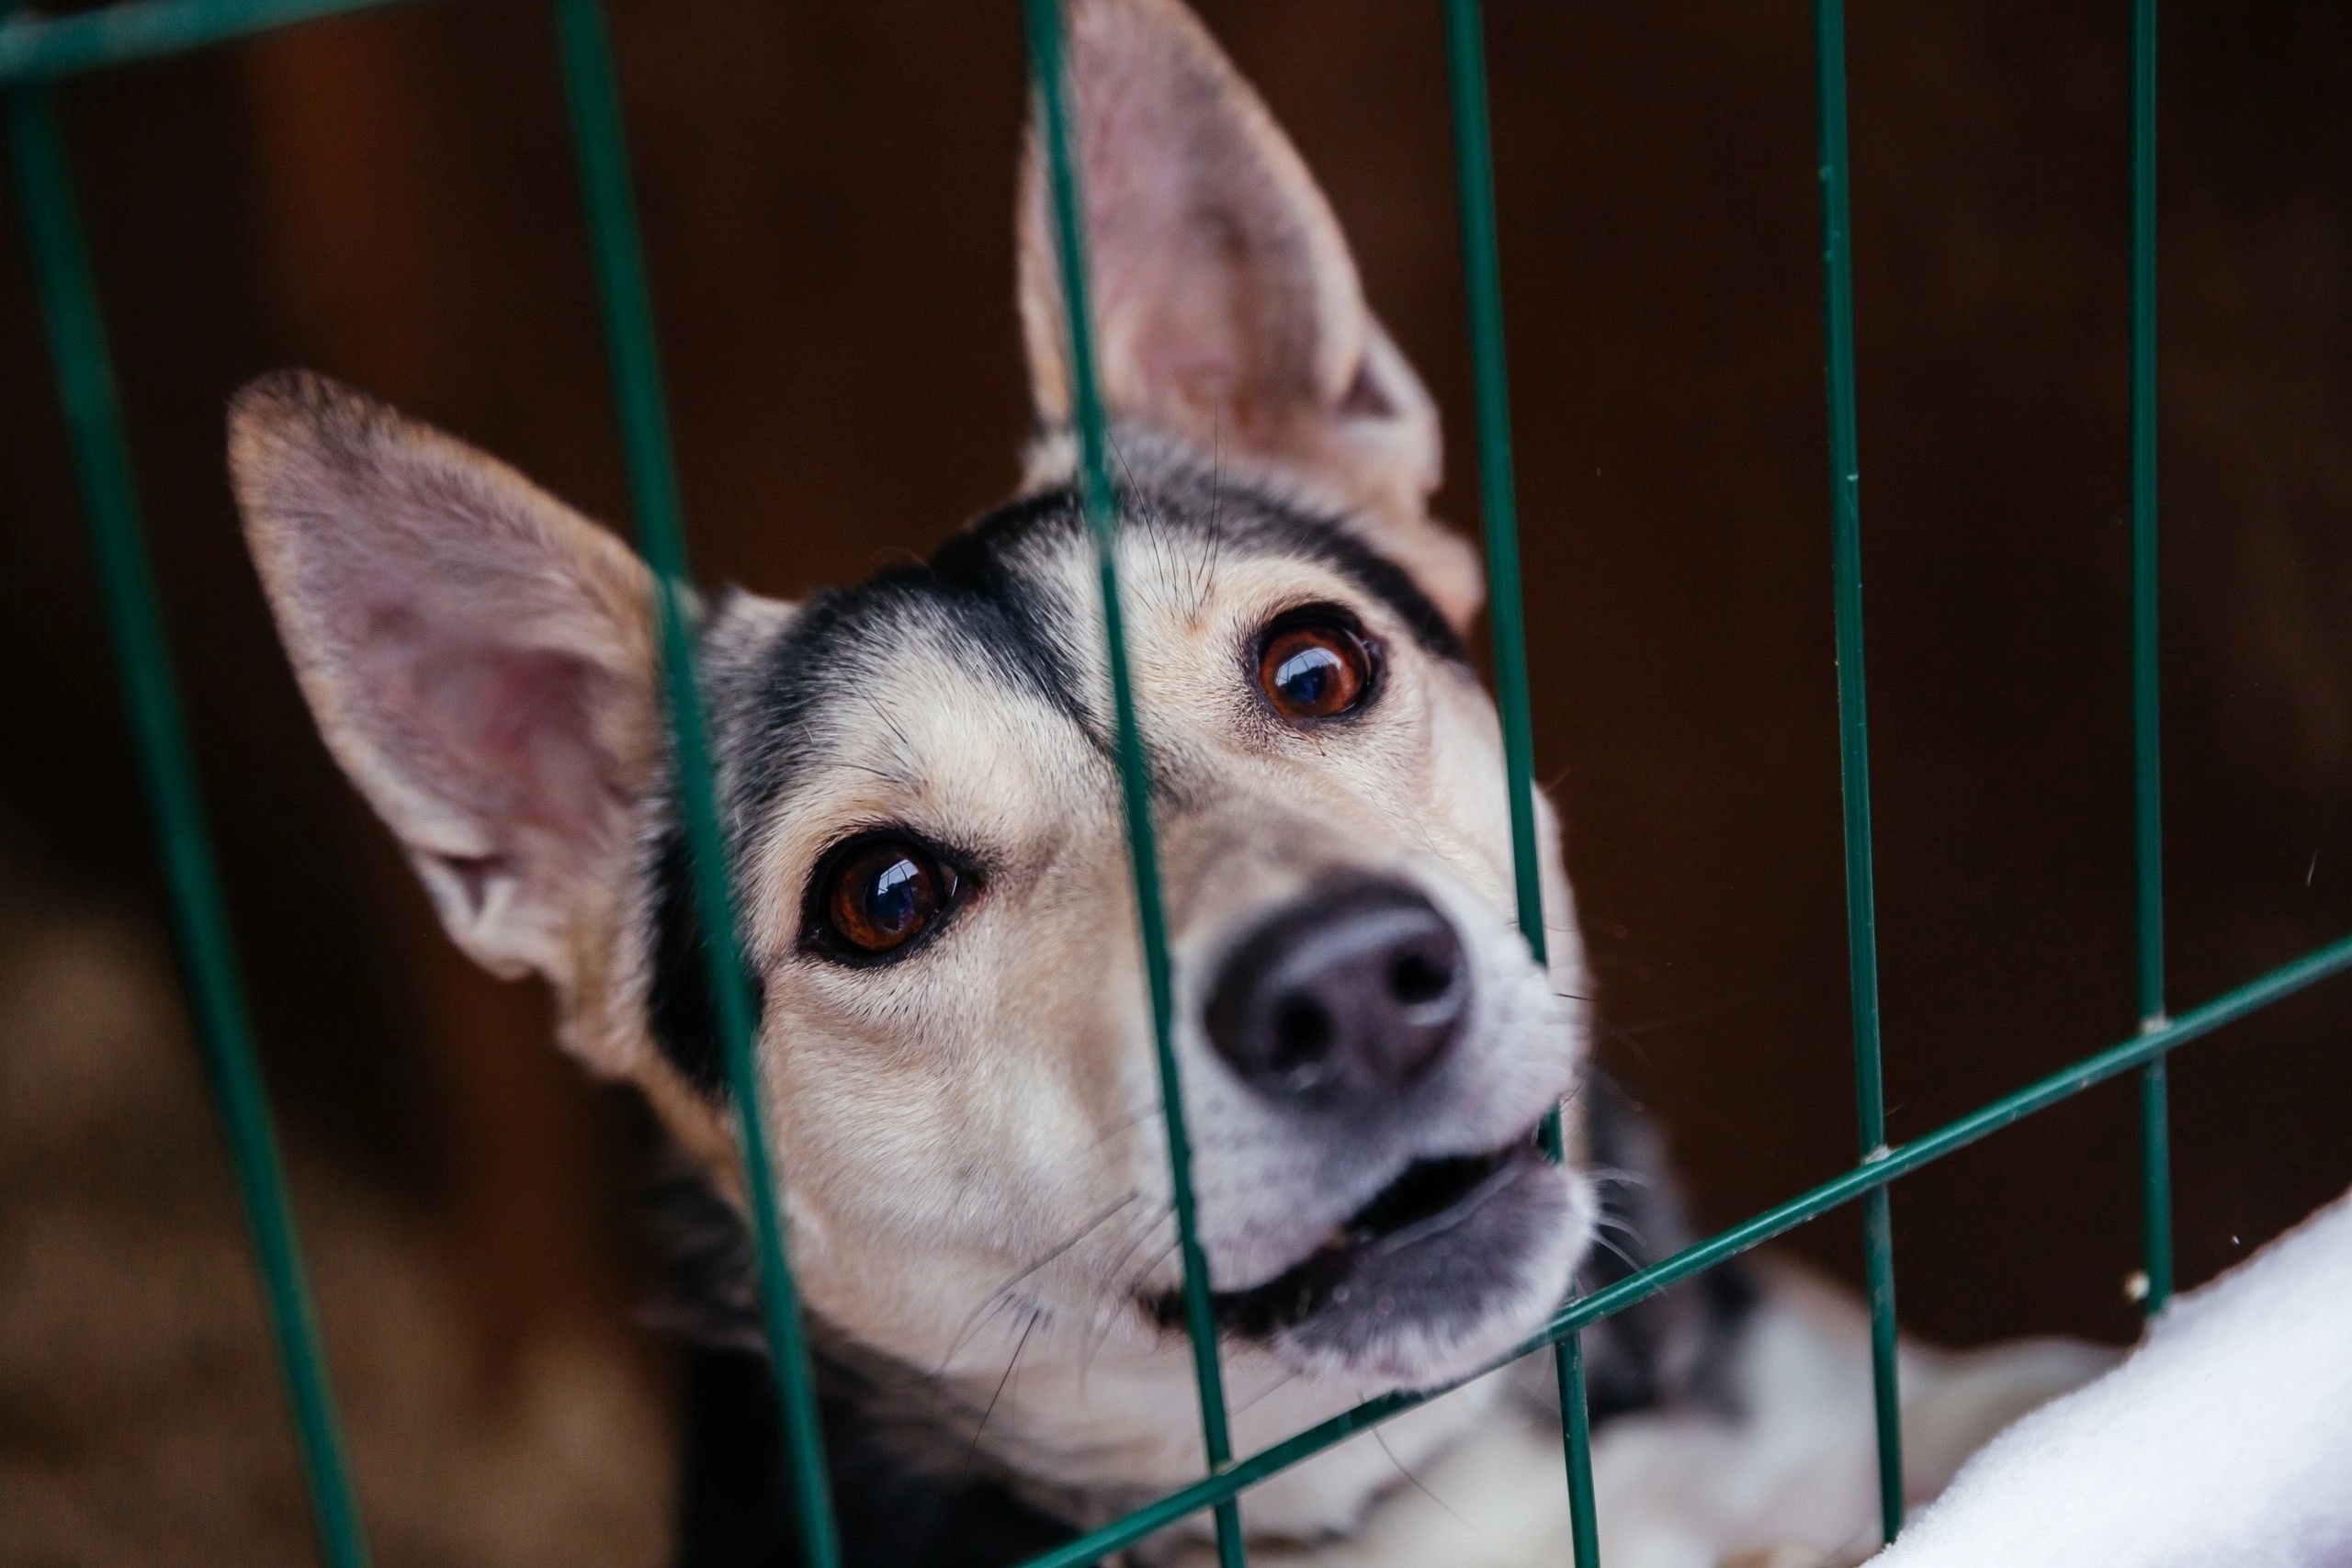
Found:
[1439,2,1599,1561]
[1020,3,1246,1563]
[4,77,372,1568]
[1810,0,1905,1544]
[548,2,840,1561]
[2129,0,2173,1317]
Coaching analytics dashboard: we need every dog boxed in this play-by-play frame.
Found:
[227,2,2105,1562]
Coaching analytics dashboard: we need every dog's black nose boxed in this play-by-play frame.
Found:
[1204,879,1468,1101]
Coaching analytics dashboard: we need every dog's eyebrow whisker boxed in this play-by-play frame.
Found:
[849,685,920,771]
[822,759,904,785]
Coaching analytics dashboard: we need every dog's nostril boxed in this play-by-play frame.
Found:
[1271,996,1334,1069]
[1389,949,1453,1008]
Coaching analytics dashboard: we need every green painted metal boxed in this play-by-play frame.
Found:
[1013,930,2352,1568]
[5,79,371,1568]
[1021,3,1246,1564]
[548,2,839,1562]
[1553,1330,1601,1568]
[1809,0,1905,1543]
[17,1,2352,1563]
[2130,0,2174,1317]
[0,0,425,84]
[1440,2,1599,1560]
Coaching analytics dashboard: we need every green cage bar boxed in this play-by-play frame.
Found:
[2129,0,2174,1318]
[0,0,421,84]
[1021,3,1248,1565]
[548,1,841,1562]
[4,74,372,1568]
[1809,0,1906,1544]
[1439,1,1600,1562]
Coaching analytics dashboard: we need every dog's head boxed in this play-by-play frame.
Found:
[231,0,1591,1497]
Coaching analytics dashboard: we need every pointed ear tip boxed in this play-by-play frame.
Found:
[231,367,337,431]
[227,367,402,467]
[227,369,425,516]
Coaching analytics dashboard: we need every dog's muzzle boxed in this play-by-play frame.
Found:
[1168,874,1589,1384]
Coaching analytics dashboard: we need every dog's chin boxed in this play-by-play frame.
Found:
[1154,1134,1594,1392]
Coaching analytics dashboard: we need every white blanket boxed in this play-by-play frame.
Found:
[1870,1183,2352,1568]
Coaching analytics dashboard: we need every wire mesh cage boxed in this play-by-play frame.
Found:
[6,2,2348,1565]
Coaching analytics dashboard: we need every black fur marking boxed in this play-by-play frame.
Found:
[649,818,742,1097]
[1266,512,1466,668]
[1577,1075,1758,1421]
[733,525,1090,828]
[650,1173,1086,1568]
[675,1347,1085,1568]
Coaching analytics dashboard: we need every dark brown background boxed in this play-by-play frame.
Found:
[3,0,2347,1457]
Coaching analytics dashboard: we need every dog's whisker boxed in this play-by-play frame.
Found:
[1085,1100,1161,1155]
[966,1306,1043,1471]
[936,1190,1143,1378]
[1368,1417,1483,1539]
[1080,1231,1182,1383]
[1090,1198,1175,1303]
[1604,984,1795,1040]
[1067,1195,1177,1376]
[1231,1366,1303,1416]
[1587,1231,1642,1272]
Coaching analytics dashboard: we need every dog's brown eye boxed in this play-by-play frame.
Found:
[1259,618,1372,721]
[823,841,955,955]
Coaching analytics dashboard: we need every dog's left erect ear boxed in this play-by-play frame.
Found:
[1018,0,1484,630]
[230,371,661,999]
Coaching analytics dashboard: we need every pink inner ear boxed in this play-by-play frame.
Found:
[420,647,609,841]
[363,589,614,844]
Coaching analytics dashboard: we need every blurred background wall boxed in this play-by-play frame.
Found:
[2,1,2346,1558]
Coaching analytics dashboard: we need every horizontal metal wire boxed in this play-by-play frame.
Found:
[0,0,429,83]
[1014,929,2352,1568]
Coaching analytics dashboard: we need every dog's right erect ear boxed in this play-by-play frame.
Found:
[1019,0,1485,631]
[231,371,661,992]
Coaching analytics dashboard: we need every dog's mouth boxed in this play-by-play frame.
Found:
[1149,1126,1549,1340]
